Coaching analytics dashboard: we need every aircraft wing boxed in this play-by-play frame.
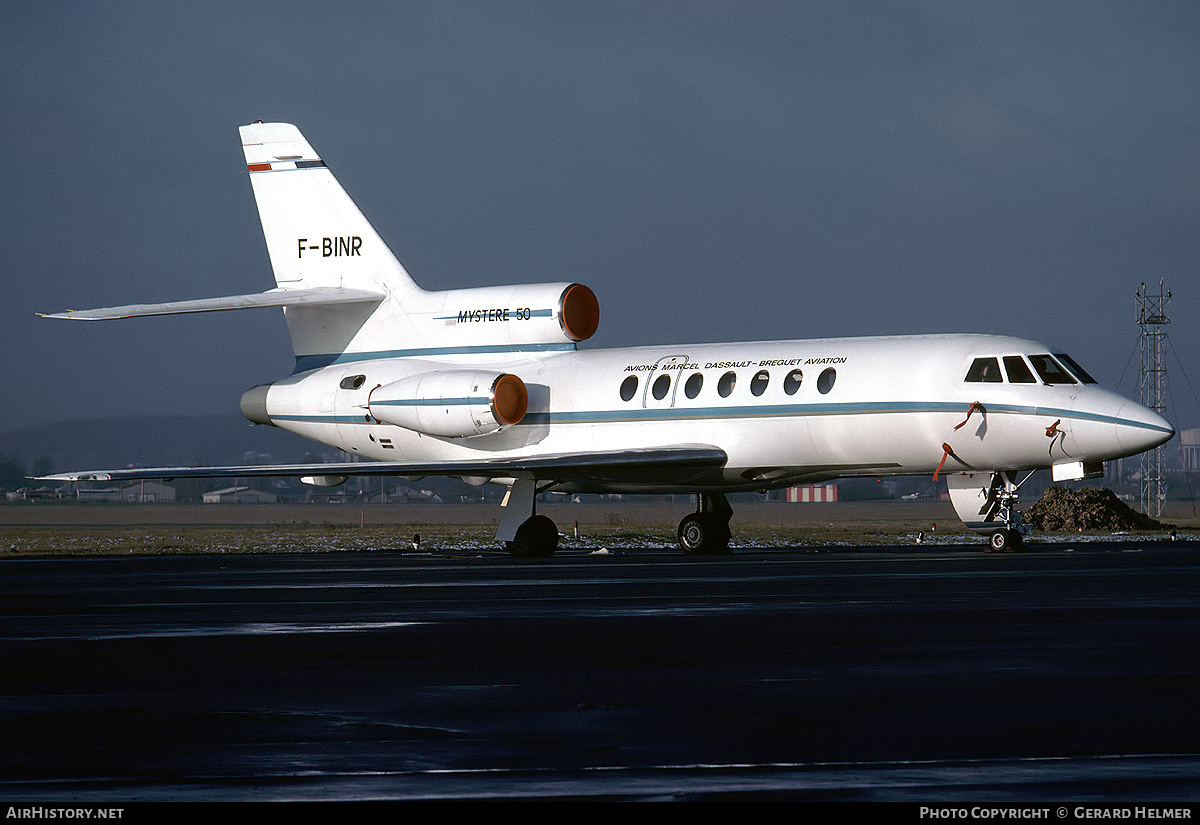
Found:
[39,445,728,486]
[40,287,385,320]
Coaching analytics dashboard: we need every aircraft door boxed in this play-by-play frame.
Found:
[643,355,689,410]
[333,368,374,453]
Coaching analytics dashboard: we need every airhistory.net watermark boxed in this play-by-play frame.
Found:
[6,810,124,820]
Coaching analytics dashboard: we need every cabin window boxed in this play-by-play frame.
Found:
[684,372,704,399]
[1055,353,1098,384]
[1003,356,1036,384]
[965,357,1002,383]
[783,369,803,395]
[652,373,671,400]
[817,367,837,394]
[718,371,736,398]
[1028,354,1077,385]
[620,375,638,401]
[750,370,770,397]
[340,374,366,390]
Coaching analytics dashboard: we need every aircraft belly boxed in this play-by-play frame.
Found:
[804,410,933,473]
[274,418,346,453]
[703,416,814,476]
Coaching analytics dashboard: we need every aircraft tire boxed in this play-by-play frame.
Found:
[677,514,731,556]
[505,515,559,558]
[987,529,1023,552]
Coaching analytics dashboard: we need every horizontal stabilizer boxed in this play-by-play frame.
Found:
[39,445,728,486]
[40,287,385,321]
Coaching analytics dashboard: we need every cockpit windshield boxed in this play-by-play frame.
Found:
[1003,356,1036,383]
[1028,354,1076,385]
[964,357,1002,383]
[964,352,1099,386]
[1054,353,1098,384]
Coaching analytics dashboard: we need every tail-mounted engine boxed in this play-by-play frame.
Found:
[367,371,529,438]
[414,282,600,349]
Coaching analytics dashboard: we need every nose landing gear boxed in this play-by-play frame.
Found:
[988,526,1025,552]
[946,471,1032,552]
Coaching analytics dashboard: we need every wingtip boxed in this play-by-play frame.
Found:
[39,310,111,321]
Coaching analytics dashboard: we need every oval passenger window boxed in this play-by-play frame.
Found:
[652,374,671,400]
[817,368,837,394]
[783,369,803,395]
[718,371,736,398]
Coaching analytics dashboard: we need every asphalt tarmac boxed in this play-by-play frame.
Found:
[1,542,1198,803]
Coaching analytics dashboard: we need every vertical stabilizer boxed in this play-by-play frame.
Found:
[240,122,420,294]
[240,122,424,361]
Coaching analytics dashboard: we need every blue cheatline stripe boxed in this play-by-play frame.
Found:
[293,342,577,373]
[272,414,368,424]
[265,399,1170,432]
[528,400,1171,429]
[372,397,486,407]
[433,308,555,321]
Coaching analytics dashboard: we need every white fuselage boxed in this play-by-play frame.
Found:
[255,332,1170,493]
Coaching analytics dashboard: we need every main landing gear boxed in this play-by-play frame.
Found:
[676,493,733,555]
[498,479,560,558]
[497,481,736,558]
[506,514,559,558]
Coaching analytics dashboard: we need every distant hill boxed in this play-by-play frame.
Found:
[0,414,341,477]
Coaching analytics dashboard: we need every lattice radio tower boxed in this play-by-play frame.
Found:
[1136,281,1170,517]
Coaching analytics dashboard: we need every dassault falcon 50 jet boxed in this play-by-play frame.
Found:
[42,122,1175,556]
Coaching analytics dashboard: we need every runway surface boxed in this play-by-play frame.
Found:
[1,542,1198,802]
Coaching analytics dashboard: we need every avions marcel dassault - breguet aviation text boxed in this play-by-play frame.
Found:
[43,123,1175,556]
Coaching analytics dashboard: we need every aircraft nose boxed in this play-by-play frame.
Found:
[1114,401,1175,455]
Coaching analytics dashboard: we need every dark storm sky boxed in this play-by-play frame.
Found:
[3,1,1198,434]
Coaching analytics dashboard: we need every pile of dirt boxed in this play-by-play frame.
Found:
[1025,486,1166,532]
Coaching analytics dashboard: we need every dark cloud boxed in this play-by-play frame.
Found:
[2,1,1197,433]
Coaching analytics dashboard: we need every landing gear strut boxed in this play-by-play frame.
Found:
[677,493,733,555]
[980,472,1030,552]
[946,471,1032,552]
[497,479,559,558]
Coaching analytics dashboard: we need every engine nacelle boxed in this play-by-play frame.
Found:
[367,371,529,438]
[414,282,600,348]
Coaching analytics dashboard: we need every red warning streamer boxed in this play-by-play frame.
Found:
[954,401,986,431]
[1045,419,1064,456]
[933,442,956,482]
